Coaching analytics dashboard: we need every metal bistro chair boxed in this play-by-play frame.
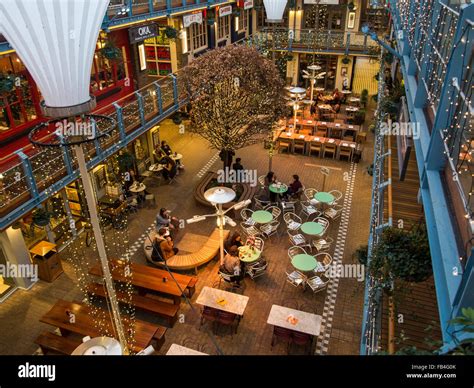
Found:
[287,230,312,251]
[260,220,280,239]
[306,274,330,294]
[314,253,333,274]
[240,222,260,238]
[286,270,307,289]
[254,197,271,211]
[288,245,308,261]
[241,208,256,226]
[312,236,334,253]
[281,200,297,214]
[328,190,343,205]
[258,175,266,190]
[284,212,303,231]
[246,259,268,280]
[304,188,318,202]
[265,205,282,221]
[324,204,343,221]
[300,200,320,220]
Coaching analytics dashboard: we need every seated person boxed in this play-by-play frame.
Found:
[156,207,180,232]
[161,156,177,180]
[265,171,278,202]
[161,140,172,156]
[284,174,303,199]
[225,231,244,251]
[331,104,341,114]
[332,88,343,104]
[223,245,242,278]
[150,231,166,263]
[157,228,179,260]
[232,157,244,172]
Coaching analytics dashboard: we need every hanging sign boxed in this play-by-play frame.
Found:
[244,0,254,10]
[321,167,330,176]
[128,24,158,44]
[219,5,232,17]
[183,12,203,28]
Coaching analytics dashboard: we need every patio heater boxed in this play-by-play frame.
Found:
[287,87,306,132]
[0,0,128,354]
[302,64,322,104]
[187,187,251,265]
[263,0,288,61]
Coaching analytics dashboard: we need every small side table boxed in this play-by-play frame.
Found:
[29,241,63,282]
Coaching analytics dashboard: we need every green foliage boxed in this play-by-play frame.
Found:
[100,41,122,60]
[353,109,366,125]
[32,208,53,226]
[383,51,394,64]
[379,98,399,118]
[354,245,368,266]
[164,26,178,39]
[360,89,369,107]
[0,73,15,94]
[448,307,474,355]
[370,224,432,294]
[117,151,134,172]
[390,84,406,103]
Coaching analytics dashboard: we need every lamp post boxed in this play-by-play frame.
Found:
[187,187,251,265]
[287,86,306,132]
[0,0,128,354]
[302,64,322,104]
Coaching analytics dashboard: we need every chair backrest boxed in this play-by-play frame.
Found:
[325,143,337,151]
[273,326,293,340]
[284,212,301,224]
[329,190,343,202]
[288,245,307,259]
[254,237,264,251]
[203,306,218,317]
[316,253,332,266]
[255,197,270,209]
[258,175,266,186]
[217,310,237,322]
[314,217,329,228]
[304,188,318,201]
[331,128,343,139]
[241,208,253,220]
[291,331,312,345]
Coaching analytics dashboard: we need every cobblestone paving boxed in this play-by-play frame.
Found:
[0,119,374,355]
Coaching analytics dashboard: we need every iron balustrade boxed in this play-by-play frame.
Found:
[251,28,381,56]
[360,52,391,356]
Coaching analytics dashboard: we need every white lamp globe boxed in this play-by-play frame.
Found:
[263,0,288,23]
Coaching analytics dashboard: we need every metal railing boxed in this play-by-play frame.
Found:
[250,28,381,56]
[360,51,391,355]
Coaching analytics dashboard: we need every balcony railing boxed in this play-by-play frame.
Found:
[360,52,390,355]
[251,28,381,56]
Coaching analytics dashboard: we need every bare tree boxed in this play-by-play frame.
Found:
[181,45,287,169]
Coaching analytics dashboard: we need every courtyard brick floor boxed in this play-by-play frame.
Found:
[0,118,374,355]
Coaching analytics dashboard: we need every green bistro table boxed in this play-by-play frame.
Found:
[314,192,335,204]
[301,222,324,236]
[251,210,273,224]
[238,245,262,263]
[269,183,288,194]
[292,254,318,272]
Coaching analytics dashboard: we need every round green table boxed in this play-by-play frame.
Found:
[301,222,324,236]
[238,245,262,263]
[269,183,288,194]
[292,254,318,272]
[314,192,335,204]
[251,210,273,224]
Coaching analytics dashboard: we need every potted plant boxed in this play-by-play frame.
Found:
[353,109,366,125]
[32,208,53,226]
[354,245,368,266]
[164,26,178,39]
[206,9,216,25]
[383,51,394,65]
[341,56,351,65]
[0,73,15,94]
[172,111,183,125]
[360,89,369,107]
[100,41,122,60]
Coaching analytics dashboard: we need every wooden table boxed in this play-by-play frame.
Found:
[89,259,191,305]
[196,287,249,316]
[166,344,207,355]
[267,304,322,336]
[40,300,165,353]
[288,118,360,134]
[279,132,356,158]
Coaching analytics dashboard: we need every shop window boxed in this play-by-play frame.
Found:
[144,28,173,77]
[0,54,41,132]
[217,15,230,40]
[90,34,127,94]
[238,9,249,32]
[187,22,208,53]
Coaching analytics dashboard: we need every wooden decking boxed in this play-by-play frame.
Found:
[381,136,442,352]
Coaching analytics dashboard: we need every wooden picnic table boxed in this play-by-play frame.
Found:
[89,259,192,305]
[288,118,360,133]
[40,299,166,353]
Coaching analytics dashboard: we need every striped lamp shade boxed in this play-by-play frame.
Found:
[263,0,288,23]
[0,0,108,114]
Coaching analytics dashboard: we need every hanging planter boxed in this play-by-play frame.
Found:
[32,208,53,227]
[0,74,15,94]
[100,42,122,61]
[341,56,351,65]
[164,26,178,40]
[347,2,356,11]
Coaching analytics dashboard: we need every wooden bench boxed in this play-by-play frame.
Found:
[87,283,180,327]
[152,326,167,351]
[144,228,230,274]
[35,331,81,355]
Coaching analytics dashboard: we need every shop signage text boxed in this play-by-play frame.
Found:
[244,0,254,10]
[183,12,203,28]
[219,5,232,17]
[129,24,158,44]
